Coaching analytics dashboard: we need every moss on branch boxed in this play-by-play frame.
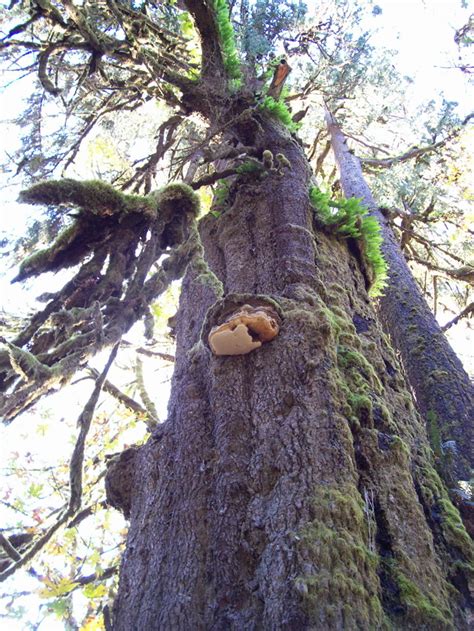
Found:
[16,180,200,281]
[20,179,156,219]
[151,182,200,218]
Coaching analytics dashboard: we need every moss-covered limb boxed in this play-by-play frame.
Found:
[15,181,200,283]
[309,186,388,296]
[20,179,156,218]
[211,0,242,86]
[297,482,382,628]
[0,337,53,383]
[14,221,82,281]
[3,185,202,420]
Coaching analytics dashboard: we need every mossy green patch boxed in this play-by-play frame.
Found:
[20,179,155,218]
[416,460,474,595]
[337,345,383,393]
[18,222,81,278]
[192,256,224,298]
[152,182,201,218]
[297,483,382,628]
[258,96,301,133]
[393,567,453,628]
[212,0,242,87]
[309,186,388,296]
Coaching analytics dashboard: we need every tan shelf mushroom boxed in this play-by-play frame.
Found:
[208,304,280,356]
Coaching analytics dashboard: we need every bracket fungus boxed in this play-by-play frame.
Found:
[208,304,280,356]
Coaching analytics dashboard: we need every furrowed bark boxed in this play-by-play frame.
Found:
[110,118,473,630]
[325,108,474,485]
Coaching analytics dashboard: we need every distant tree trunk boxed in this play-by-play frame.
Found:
[325,109,474,485]
[109,118,473,630]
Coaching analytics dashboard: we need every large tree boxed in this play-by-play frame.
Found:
[1,1,473,629]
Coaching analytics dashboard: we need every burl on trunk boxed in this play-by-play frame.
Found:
[108,122,473,630]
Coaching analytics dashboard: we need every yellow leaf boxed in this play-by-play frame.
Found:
[83,583,108,599]
[38,577,78,598]
[80,616,105,631]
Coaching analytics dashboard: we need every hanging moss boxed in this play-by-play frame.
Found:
[212,0,242,87]
[309,186,388,297]
[258,96,301,133]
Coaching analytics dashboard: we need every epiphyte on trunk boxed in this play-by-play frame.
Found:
[205,295,282,356]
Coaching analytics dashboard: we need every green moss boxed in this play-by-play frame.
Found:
[258,96,301,133]
[438,498,474,552]
[309,186,388,296]
[20,179,155,218]
[18,222,81,278]
[235,160,262,175]
[212,0,242,87]
[337,345,383,393]
[390,435,410,460]
[192,256,224,298]
[416,462,474,587]
[152,182,201,217]
[348,393,373,417]
[210,180,231,215]
[393,568,453,628]
[3,340,53,382]
[297,483,382,627]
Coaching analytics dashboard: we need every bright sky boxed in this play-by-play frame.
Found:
[368,0,472,113]
[0,1,473,628]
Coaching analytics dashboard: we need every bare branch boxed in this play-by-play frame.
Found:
[442,302,474,331]
[0,533,22,562]
[69,343,120,514]
[361,113,474,169]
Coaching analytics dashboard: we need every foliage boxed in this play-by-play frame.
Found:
[213,0,243,86]
[309,186,388,296]
[238,0,307,62]
[258,95,301,133]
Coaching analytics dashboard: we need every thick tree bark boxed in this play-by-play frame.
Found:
[109,118,473,630]
[325,109,474,484]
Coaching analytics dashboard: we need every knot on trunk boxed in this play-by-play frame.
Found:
[105,446,140,519]
[204,294,282,356]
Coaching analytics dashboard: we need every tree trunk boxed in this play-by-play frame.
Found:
[109,119,473,630]
[325,109,474,485]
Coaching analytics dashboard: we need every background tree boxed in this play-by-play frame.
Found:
[1,0,473,629]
